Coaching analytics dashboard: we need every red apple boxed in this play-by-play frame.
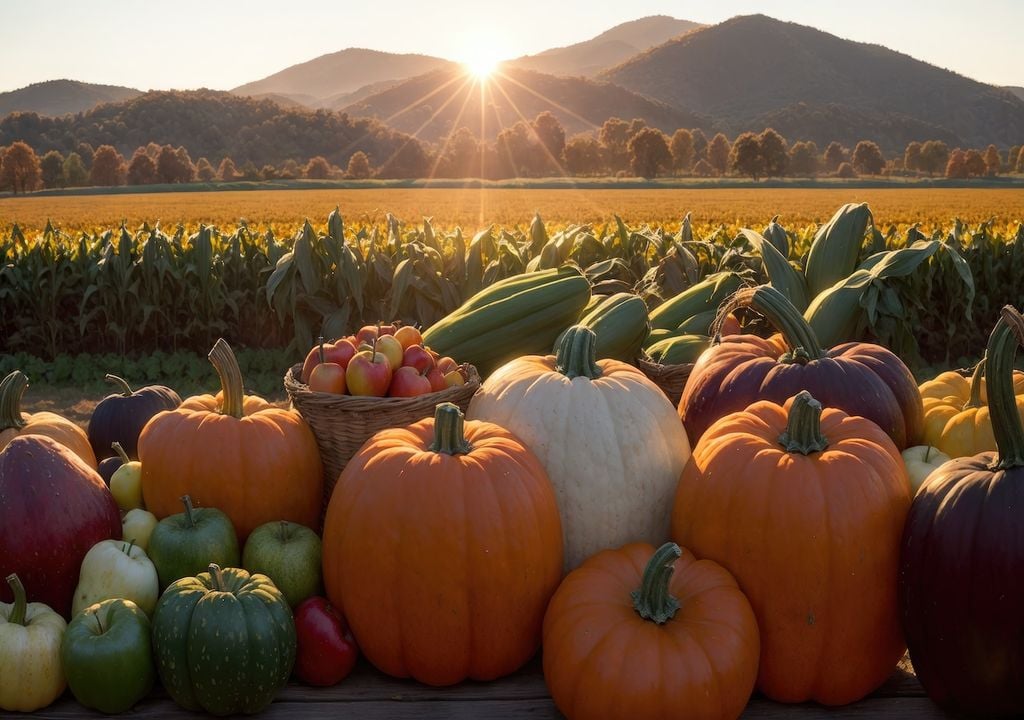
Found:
[309,362,347,395]
[301,337,358,382]
[355,325,379,346]
[375,334,404,371]
[345,349,392,397]
[426,367,447,393]
[401,344,434,374]
[388,366,432,397]
[378,323,397,336]
[437,357,458,374]
[394,326,423,349]
[294,597,359,686]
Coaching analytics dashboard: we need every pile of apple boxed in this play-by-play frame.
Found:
[300,323,469,398]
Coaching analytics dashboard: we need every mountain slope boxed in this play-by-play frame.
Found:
[340,65,710,142]
[603,15,1024,151]
[0,80,141,118]
[510,16,702,77]
[1005,86,1024,102]
[232,49,452,106]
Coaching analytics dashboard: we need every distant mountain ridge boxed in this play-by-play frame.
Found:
[0,79,141,118]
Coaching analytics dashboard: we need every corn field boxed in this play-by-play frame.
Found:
[1,206,1022,375]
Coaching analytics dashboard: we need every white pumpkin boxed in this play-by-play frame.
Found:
[468,326,691,571]
[901,445,952,495]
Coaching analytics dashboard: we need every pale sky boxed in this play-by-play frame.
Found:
[1,0,1020,93]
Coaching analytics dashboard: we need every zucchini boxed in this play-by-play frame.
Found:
[646,334,712,365]
[675,309,717,335]
[649,272,743,330]
[553,292,650,361]
[423,266,591,378]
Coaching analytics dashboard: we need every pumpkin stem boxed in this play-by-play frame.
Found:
[430,403,472,455]
[208,338,245,419]
[5,574,27,626]
[208,563,226,592]
[317,336,326,365]
[111,442,130,464]
[555,326,602,380]
[631,542,682,624]
[964,358,986,410]
[720,286,825,361]
[181,495,197,528]
[105,374,134,397]
[988,306,1024,470]
[278,520,291,541]
[0,371,29,431]
[779,391,830,454]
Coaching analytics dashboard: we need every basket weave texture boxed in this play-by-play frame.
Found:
[635,356,694,410]
[284,363,480,505]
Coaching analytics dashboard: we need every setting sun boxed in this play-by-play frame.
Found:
[462,51,503,80]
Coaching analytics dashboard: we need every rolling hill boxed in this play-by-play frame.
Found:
[231,49,452,107]
[1005,86,1024,102]
[603,14,1024,152]
[339,65,710,142]
[509,15,702,77]
[0,80,141,118]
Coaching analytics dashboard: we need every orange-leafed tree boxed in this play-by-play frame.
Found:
[127,148,158,185]
[707,132,731,176]
[945,149,968,178]
[532,112,566,173]
[0,141,43,193]
[627,127,671,179]
[963,149,987,177]
[904,141,923,173]
[564,134,603,176]
[195,157,216,181]
[90,145,126,186]
[730,132,763,180]
[346,151,372,179]
[983,144,1001,176]
[305,156,332,179]
[758,128,788,178]
[217,157,238,181]
[669,128,694,173]
[788,140,819,176]
[823,141,847,172]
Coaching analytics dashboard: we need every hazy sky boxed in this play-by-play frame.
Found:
[1,0,1020,93]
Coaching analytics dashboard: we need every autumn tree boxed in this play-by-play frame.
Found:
[240,161,260,181]
[1008,145,1021,173]
[89,145,126,186]
[690,128,708,162]
[564,134,603,176]
[919,140,950,176]
[40,150,65,189]
[441,127,480,178]
[195,157,216,181]
[377,139,430,179]
[788,141,819,176]
[346,151,372,179]
[496,121,537,177]
[904,142,923,173]
[259,164,276,180]
[156,145,193,183]
[983,144,1001,176]
[279,158,300,179]
[836,162,857,178]
[945,149,968,178]
[759,129,788,177]
[852,140,885,175]
[692,158,713,177]
[145,142,163,159]
[599,117,631,174]
[63,152,88,186]
[707,133,731,175]
[1018,148,1024,173]
[217,157,239,181]
[127,148,158,185]
[0,141,42,193]
[730,132,763,180]
[963,149,986,177]
[823,142,847,172]
[532,112,566,173]
[76,142,95,170]
[669,129,694,173]
[627,127,671,178]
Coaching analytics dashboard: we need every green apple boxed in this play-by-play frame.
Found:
[62,598,155,713]
[147,494,239,590]
[242,520,322,607]
[72,539,159,616]
[122,508,158,552]
[109,442,143,512]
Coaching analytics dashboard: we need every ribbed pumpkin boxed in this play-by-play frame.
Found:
[679,285,923,449]
[900,306,1024,717]
[543,542,759,720]
[139,339,322,541]
[919,359,1024,458]
[672,391,911,705]
[322,403,562,686]
[87,375,181,460]
[0,371,97,469]
[468,326,691,571]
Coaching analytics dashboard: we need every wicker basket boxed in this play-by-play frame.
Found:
[636,356,694,410]
[284,363,481,505]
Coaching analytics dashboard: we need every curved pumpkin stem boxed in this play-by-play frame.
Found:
[719,285,825,362]
[208,338,245,419]
[5,574,27,626]
[555,326,602,380]
[779,391,830,454]
[988,306,1024,470]
[430,403,472,455]
[105,374,135,397]
[181,495,197,528]
[631,542,682,625]
[964,357,986,411]
[0,370,28,431]
[112,442,130,465]
[208,563,226,592]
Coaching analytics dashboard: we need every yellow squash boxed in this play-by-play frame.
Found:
[0,574,67,712]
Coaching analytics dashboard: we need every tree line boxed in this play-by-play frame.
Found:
[2,111,1022,193]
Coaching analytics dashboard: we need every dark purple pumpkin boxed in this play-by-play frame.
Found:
[899,305,1024,717]
[87,374,180,460]
[678,285,923,449]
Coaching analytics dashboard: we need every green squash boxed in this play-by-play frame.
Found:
[147,495,240,590]
[152,564,295,716]
[553,292,650,361]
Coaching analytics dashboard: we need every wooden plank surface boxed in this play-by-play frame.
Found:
[33,657,953,719]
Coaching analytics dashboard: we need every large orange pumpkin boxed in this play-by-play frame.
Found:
[672,391,911,705]
[542,542,759,720]
[322,403,563,686]
[138,339,322,541]
[0,371,97,469]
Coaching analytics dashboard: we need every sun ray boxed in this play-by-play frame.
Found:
[427,77,483,181]
[492,69,602,133]
[487,75,573,178]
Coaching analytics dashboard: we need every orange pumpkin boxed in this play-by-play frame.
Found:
[322,403,563,686]
[672,391,911,705]
[542,542,759,720]
[0,371,97,469]
[138,339,322,541]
